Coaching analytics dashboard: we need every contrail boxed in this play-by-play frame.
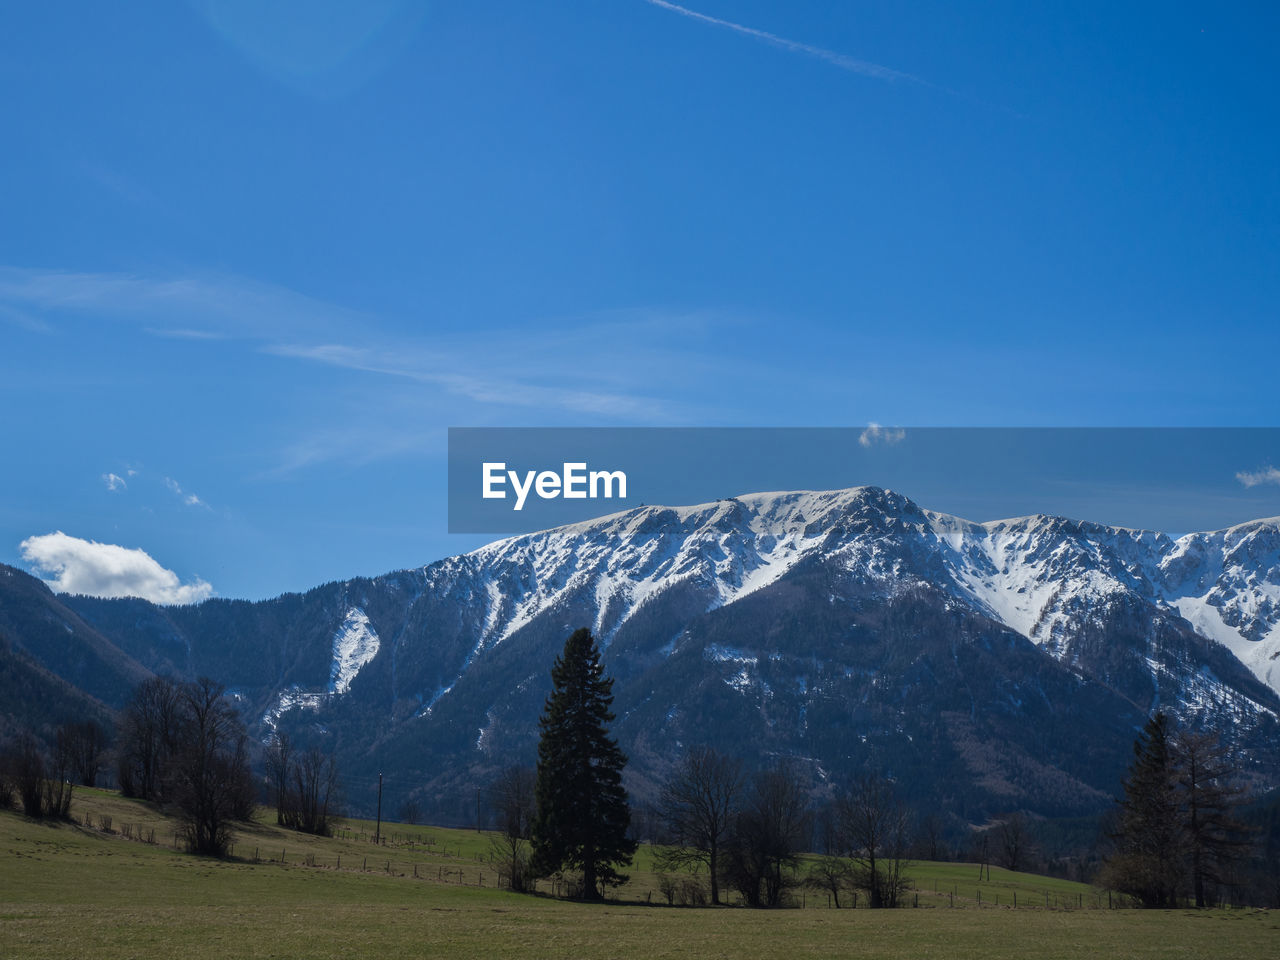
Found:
[641,0,922,84]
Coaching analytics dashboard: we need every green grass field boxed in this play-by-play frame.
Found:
[2,790,1276,959]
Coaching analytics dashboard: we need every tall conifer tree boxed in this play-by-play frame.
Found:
[1105,712,1185,907]
[531,628,636,899]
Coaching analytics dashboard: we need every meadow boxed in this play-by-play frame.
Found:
[2,789,1276,960]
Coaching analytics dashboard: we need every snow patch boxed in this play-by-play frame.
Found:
[726,668,752,693]
[261,687,325,734]
[330,607,380,695]
[705,644,757,665]
[415,682,456,718]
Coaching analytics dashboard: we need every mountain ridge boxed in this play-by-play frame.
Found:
[6,486,1279,821]
[457,487,1280,700]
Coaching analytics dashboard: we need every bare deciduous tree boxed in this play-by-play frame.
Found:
[398,799,421,825]
[805,853,853,908]
[1178,730,1249,908]
[997,812,1030,872]
[44,725,75,819]
[917,813,946,862]
[172,677,254,856]
[59,720,107,787]
[291,746,341,835]
[9,731,48,817]
[266,733,341,836]
[722,764,810,907]
[656,746,744,905]
[839,774,911,908]
[117,676,183,801]
[265,732,294,826]
[488,765,536,892]
[0,729,73,819]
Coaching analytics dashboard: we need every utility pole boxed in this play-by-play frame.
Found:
[374,773,383,845]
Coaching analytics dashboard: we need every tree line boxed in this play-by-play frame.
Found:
[119,676,341,853]
[1100,711,1253,908]
[0,724,91,820]
[492,627,1268,908]
[2,626,1270,909]
[115,675,256,854]
[1,674,341,857]
[485,627,916,907]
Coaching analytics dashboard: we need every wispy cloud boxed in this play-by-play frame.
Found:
[642,0,921,83]
[0,302,53,333]
[164,476,209,508]
[0,266,359,341]
[2,266,766,473]
[269,420,441,475]
[1237,466,1280,488]
[265,342,671,419]
[144,327,225,340]
[0,267,687,425]
[859,423,906,447]
[20,531,213,604]
[102,472,127,492]
[258,310,755,471]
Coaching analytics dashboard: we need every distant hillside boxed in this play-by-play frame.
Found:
[0,631,115,743]
[0,564,151,710]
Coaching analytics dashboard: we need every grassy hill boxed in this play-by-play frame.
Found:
[2,790,1276,960]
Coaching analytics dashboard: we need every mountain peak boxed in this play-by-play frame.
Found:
[454,488,1280,700]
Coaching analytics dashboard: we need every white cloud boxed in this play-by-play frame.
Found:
[164,476,209,508]
[1237,466,1280,488]
[19,532,213,605]
[102,472,127,492]
[859,423,906,447]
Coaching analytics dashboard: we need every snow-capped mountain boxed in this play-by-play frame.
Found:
[453,487,1280,704]
[12,486,1280,822]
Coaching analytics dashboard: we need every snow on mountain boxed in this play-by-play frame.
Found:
[423,488,1280,705]
[259,605,381,734]
[261,687,325,732]
[329,606,380,695]
[1159,519,1280,692]
[468,490,850,647]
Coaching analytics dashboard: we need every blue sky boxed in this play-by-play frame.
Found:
[3,1,1279,600]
